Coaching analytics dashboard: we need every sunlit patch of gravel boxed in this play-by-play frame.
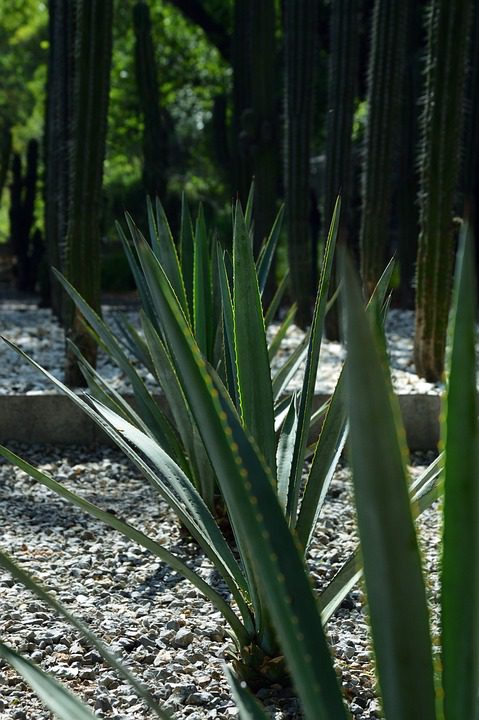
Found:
[0,444,441,719]
[0,302,442,396]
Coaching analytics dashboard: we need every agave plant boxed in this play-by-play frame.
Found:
[2,204,473,719]
[1,197,349,688]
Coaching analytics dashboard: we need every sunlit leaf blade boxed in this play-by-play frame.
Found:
[233,201,276,475]
[0,642,98,720]
[244,180,255,231]
[117,218,156,324]
[147,196,189,321]
[268,303,296,360]
[256,204,284,295]
[51,269,183,461]
[296,368,347,551]
[271,336,309,402]
[136,240,349,720]
[193,204,213,357]
[276,393,299,512]
[318,548,362,624]
[286,198,340,522]
[224,665,270,719]
[0,552,167,716]
[217,247,240,407]
[141,312,216,508]
[114,313,155,375]
[0,445,248,644]
[342,253,436,720]
[180,193,195,319]
[441,223,479,719]
[264,271,290,327]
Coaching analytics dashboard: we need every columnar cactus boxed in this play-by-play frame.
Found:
[231,0,279,254]
[284,0,319,327]
[323,0,359,339]
[45,0,113,385]
[64,0,113,386]
[414,0,473,382]
[9,139,39,291]
[359,0,410,297]
[133,1,169,200]
[0,123,12,207]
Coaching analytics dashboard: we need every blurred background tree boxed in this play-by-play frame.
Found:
[0,0,477,385]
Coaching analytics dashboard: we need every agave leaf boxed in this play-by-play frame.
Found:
[117,219,157,325]
[244,180,255,231]
[0,551,168,717]
[268,304,297,361]
[180,193,195,320]
[0,444,249,644]
[68,341,153,436]
[318,548,363,624]
[441,223,479,718]
[114,313,156,375]
[285,198,340,523]
[51,269,183,462]
[342,252,436,720]
[233,201,276,476]
[264,271,290,328]
[193,204,214,358]
[0,642,98,720]
[295,369,348,551]
[141,312,216,507]
[271,337,309,403]
[135,239,349,719]
[276,393,300,512]
[256,204,284,295]
[147,197,189,321]
[224,665,270,719]
[216,246,240,407]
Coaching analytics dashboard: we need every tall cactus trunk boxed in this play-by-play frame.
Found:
[414,0,472,382]
[133,1,169,201]
[359,0,410,298]
[9,140,39,292]
[64,0,113,387]
[396,3,422,310]
[232,0,278,254]
[44,0,75,319]
[0,124,12,207]
[232,0,253,206]
[284,0,319,328]
[323,0,359,340]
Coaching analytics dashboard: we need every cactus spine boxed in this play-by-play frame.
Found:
[323,0,359,339]
[133,1,169,201]
[414,0,473,382]
[9,139,39,291]
[359,0,410,297]
[284,0,319,327]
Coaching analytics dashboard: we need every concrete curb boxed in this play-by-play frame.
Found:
[0,392,442,451]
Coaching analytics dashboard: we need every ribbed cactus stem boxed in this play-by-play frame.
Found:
[360,0,410,297]
[284,0,318,327]
[0,124,12,206]
[9,139,39,291]
[414,0,472,382]
[232,0,253,205]
[64,0,113,386]
[133,1,169,200]
[323,0,359,339]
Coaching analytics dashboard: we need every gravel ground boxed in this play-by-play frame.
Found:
[0,444,440,719]
[0,302,441,396]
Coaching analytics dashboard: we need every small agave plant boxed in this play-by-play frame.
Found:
[0,196,451,719]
